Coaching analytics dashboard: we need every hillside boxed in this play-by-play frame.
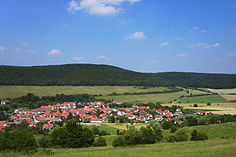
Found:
[0,64,173,86]
[0,64,236,88]
[154,72,236,89]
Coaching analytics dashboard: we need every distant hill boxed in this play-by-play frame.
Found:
[0,64,174,87]
[0,64,235,88]
[154,72,236,89]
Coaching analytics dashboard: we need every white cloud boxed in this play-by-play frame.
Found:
[0,46,6,51]
[193,26,198,30]
[213,42,220,47]
[13,48,21,52]
[177,53,187,57]
[73,57,84,61]
[48,49,63,55]
[96,55,110,60]
[123,32,146,40]
[190,42,220,49]
[21,42,30,46]
[67,0,141,16]
[149,60,156,64]
[187,30,193,34]
[24,49,36,53]
[160,42,169,47]
[174,37,183,41]
[228,52,236,56]
[201,29,207,33]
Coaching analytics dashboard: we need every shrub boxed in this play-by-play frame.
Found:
[193,104,198,107]
[0,129,38,153]
[162,121,174,130]
[98,130,110,136]
[93,137,107,147]
[191,130,208,141]
[170,126,177,133]
[92,127,100,135]
[207,102,211,106]
[112,136,126,147]
[38,136,53,148]
[175,131,188,142]
[51,120,94,148]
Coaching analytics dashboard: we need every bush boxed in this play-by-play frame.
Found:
[207,102,211,106]
[51,120,94,148]
[193,104,198,107]
[98,130,110,136]
[92,127,100,135]
[170,126,177,133]
[112,124,163,147]
[175,131,188,142]
[191,130,208,141]
[93,137,107,147]
[0,129,38,153]
[38,136,53,148]
[162,121,174,130]
[112,136,126,147]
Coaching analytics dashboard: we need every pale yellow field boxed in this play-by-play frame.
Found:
[162,103,236,115]
[220,95,236,101]
[209,88,236,94]
[108,124,148,130]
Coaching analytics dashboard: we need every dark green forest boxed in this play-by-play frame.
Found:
[154,72,236,89]
[0,64,173,87]
[0,64,236,88]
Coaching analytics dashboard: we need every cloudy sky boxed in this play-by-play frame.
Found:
[0,0,236,73]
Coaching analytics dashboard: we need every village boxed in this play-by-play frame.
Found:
[0,100,212,131]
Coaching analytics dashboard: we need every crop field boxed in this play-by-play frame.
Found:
[178,94,228,103]
[0,86,173,99]
[163,102,236,115]
[209,88,236,94]
[97,90,189,104]
[2,122,236,157]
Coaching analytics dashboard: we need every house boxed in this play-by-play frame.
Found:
[1,100,10,105]
[0,121,6,126]
[197,111,206,115]
[43,124,54,130]
[155,115,163,121]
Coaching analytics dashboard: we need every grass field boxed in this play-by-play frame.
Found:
[0,86,175,99]
[178,94,228,103]
[97,90,189,104]
[2,122,236,157]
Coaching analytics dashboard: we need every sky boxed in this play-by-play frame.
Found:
[0,0,236,73]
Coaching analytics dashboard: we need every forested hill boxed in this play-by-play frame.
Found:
[154,72,236,89]
[0,64,174,86]
[0,64,235,88]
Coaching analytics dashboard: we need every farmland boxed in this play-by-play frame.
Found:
[208,88,236,102]
[177,94,228,103]
[0,86,213,104]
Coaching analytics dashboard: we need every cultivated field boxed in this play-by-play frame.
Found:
[0,86,212,104]
[208,88,236,101]
[209,88,236,94]
[0,86,173,99]
[163,102,236,115]
[178,94,228,103]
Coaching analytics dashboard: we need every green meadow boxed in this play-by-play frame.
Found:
[2,122,236,157]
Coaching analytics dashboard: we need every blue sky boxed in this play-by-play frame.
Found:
[0,0,236,73]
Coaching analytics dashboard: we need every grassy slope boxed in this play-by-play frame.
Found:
[2,122,236,157]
